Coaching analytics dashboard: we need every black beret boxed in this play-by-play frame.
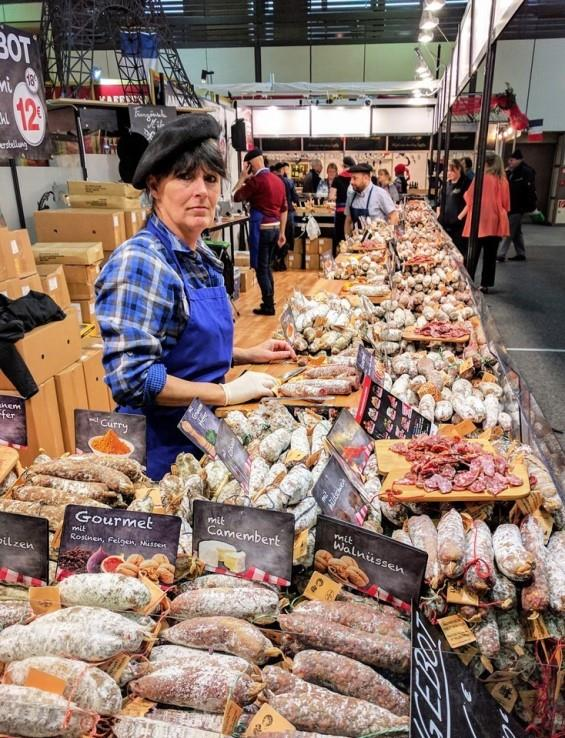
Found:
[117,132,149,184]
[509,149,523,160]
[132,113,221,189]
[349,163,373,174]
[272,162,285,172]
[244,147,263,162]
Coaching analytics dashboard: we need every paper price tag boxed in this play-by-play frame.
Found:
[482,372,497,383]
[438,614,477,649]
[446,584,479,606]
[245,703,295,735]
[138,575,168,615]
[459,357,474,375]
[303,572,342,602]
[525,614,550,642]
[24,667,66,696]
[456,643,479,666]
[119,697,155,717]
[293,528,309,560]
[488,681,518,713]
[29,585,60,615]
[48,277,58,291]
[222,699,243,735]
[454,419,477,437]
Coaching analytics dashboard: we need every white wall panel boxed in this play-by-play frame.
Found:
[311,106,370,136]
[527,39,565,130]
[262,47,309,82]
[252,107,310,136]
[312,45,364,83]
[372,107,434,134]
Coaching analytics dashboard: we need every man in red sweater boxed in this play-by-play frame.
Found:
[234,148,287,316]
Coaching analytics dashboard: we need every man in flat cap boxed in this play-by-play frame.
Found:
[497,149,536,262]
[345,163,399,235]
[234,148,287,315]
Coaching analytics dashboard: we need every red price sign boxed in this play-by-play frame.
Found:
[12,79,45,147]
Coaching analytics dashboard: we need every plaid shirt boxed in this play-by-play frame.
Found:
[95,214,225,408]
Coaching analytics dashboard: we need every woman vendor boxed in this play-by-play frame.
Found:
[95,115,295,479]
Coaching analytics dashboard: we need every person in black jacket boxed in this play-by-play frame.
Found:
[497,149,536,262]
[302,159,323,194]
[439,159,470,258]
[272,162,300,270]
[330,156,355,255]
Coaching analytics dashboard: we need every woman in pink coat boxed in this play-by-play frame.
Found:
[459,152,510,293]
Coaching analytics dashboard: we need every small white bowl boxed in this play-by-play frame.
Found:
[88,436,135,458]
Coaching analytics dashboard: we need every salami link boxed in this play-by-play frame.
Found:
[29,460,133,494]
[27,475,116,501]
[463,520,495,594]
[546,531,565,612]
[279,379,356,397]
[407,515,442,588]
[169,587,279,622]
[294,600,410,639]
[520,515,550,612]
[292,650,409,716]
[492,524,535,582]
[263,667,409,737]
[279,612,410,674]
[437,508,465,579]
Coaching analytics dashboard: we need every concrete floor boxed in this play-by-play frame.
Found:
[477,224,565,446]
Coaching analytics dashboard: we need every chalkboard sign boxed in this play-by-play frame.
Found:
[0,26,51,159]
[129,105,176,142]
[355,376,433,440]
[0,394,26,447]
[327,409,373,477]
[432,132,476,150]
[0,511,48,586]
[75,410,146,465]
[346,136,386,151]
[215,422,252,491]
[411,608,528,738]
[178,399,220,458]
[193,500,294,586]
[304,137,343,152]
[312,454,367,525]
[315,515,427,605]
[260,137,302,152]
[389,135,431,151]
[57,505,181,581]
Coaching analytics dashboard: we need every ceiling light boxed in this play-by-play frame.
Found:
[90,66,102,82]
[424,0,445,10]
[418,30,434,43]
[420,11,439,30]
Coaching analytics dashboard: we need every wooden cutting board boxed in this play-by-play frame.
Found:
[375,439,530,502]
[216,363,361,416]
[402,326,470,345]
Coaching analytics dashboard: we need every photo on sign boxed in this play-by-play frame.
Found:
[0,394,27,447]
[355,376,433,440]
[312,454,367,526]
[314,515,427,605]
[356,344,379,383]
[280,306,297,346]
[193,500,295,586]
[0,511,49,586]
[178,399,220,458]
[327,408,373,476]
[56,505,181,583]
[75,409,146,465]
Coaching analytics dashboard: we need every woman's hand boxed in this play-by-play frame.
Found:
[222,371,277,405]
[237,339,297,364]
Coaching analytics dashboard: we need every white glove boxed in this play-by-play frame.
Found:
[222,372,277,406]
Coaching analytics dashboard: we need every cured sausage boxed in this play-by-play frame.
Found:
[294,600,410,639]
[437,508,465,579]
[58,572,151,612]
[407,515,442,588]
[29,460,133,494]
[492,524,535,582]
[292,650,409,716]
[520,515,550,612]
[169,586,279,622]
[546,531,565,612]
[464,520,495,593]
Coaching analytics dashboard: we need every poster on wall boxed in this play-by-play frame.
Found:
[0,25,51,159]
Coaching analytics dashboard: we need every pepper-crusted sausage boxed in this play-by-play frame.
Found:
[292,650,409,716]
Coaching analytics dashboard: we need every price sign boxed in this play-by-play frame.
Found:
[0,27,50,158]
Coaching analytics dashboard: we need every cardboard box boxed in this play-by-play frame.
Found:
[73,299,96,324]
[234,251,250,268]
[288,252,302,269]
[54,361,89,452]
[68,180,143,199]
[17,273,43,298]
[68,195,143,211]
[80,348,111,412]
[294,237,305,254]
[36,264,71,310]
[68,282,96,301]
[318,238,332,254]
[3,377,65,466]
[0,312,82,390]
[32,242,104,266]
[304,254,320,271]
[34,209,126,252]
[0,278,19,299]
[239,268,256,292]
[124,209,148,239]
[0,229,36,278]
[305,237,331,255]
[63,263,101,285]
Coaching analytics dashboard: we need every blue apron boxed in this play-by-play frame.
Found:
[248,208,264,270]
[350,184,375,227]
[118,219,234,480]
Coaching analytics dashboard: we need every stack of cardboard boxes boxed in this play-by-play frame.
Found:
[233,250,257,293]
[288,237,332,271]
[0,223,114,465]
